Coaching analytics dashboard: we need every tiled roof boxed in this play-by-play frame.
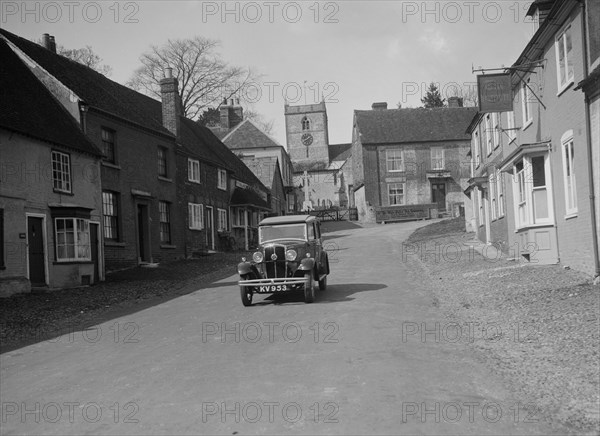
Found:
[329,143,352,162]
[0,28,171,137]
[230,187,269,209]
[239,156,279,189]
[292,161,330,172]
[181,118,267,189]
[0,40,101,156]
[222,119,283,150]
[179,118,232,170]
[355,107,477,144]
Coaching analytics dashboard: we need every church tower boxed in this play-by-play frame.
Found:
[285,101,330,169]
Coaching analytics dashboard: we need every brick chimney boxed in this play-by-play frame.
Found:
[371,102,388,110]
[160,67,182,136]
[41,33,56,53]
[447,97,463,108]
[220,98,243,129]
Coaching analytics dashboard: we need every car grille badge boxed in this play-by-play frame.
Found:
[271,254,278,260]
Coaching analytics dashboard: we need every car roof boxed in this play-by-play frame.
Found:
[259,214,316,225]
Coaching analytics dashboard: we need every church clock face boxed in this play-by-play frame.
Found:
[301,133,313,146]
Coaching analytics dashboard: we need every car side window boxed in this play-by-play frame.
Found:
[315,222,321,239]
[307,223,315,240]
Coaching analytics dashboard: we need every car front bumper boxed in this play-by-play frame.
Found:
[238,277,307,293]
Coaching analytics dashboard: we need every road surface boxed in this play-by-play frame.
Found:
[0,221,561,435]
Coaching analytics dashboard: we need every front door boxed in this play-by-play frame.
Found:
[206,206,214,250]
[27,216,46,286]
[90,223,99,283]
[431,183,446,211]
[137,204,150,262]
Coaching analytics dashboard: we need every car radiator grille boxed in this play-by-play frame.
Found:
[264,244,286,278]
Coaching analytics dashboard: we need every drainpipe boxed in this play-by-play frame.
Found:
[578,0,600,278]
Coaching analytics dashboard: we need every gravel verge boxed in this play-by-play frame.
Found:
[0,251,249,353]
[405,218,600,435]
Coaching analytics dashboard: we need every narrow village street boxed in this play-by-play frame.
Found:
[0,221,569,435]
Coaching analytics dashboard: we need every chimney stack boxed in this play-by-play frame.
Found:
[41,34,56,53]
[371,102,388,110]
[447,97,464,108]
[160,67,182,136]
[220,98,243,130]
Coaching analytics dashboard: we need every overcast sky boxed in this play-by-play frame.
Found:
[2,1,537,145]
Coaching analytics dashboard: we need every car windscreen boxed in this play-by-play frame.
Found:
[259,223,306,243]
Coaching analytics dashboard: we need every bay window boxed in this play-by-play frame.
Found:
[512,154,553,229]
[55,218,90,261]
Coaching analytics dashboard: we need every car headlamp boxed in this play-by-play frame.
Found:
[252,252,264,263]
[285,249,297,261]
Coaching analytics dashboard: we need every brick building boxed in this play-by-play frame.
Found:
[483,0,599,275]
[575,0,600,278]
[352,100,476,223]
[0,29,186,271]
[464,111,514,253]
[0,40,103,295]
[1,28,271,277]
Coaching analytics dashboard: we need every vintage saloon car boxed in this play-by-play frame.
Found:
[237,215,330,306]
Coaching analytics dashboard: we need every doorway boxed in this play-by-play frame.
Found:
[90,223,100,283]
[137,204,151,262]
[206,206,214,250]
[27,216,46,286]
[431,183,446,211]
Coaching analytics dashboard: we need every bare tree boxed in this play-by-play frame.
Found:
[38,40,112,76]
[127,36,258,120]
[197,105,274,135]
[244,109,275,135]
[448,83,479,107]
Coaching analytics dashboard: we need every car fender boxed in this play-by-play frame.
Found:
[238,262,259,278]
[320,253,330,275]
[298,257,315,271]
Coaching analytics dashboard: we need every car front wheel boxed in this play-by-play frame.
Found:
[240,274,253,307]
[304,271,315,303]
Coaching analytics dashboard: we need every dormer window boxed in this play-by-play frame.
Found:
[301,116,310,130]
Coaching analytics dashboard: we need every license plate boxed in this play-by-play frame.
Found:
[257,284,288,293]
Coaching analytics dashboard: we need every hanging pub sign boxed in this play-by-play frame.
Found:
[477,73,512,112]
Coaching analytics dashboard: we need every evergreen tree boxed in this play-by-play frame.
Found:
[421,83,446,108]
